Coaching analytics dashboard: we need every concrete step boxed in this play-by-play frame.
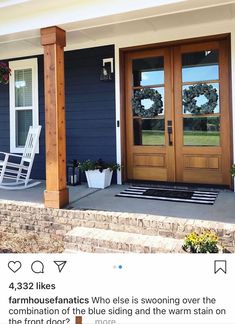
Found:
[61,210,235,248]
[65,227,185,253]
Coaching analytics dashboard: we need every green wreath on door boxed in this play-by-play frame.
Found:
[182,83,218,115]
[132,88,163,118]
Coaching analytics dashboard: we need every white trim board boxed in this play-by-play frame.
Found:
[9,58,39,154]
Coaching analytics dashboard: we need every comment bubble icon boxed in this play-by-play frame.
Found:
[31,260,44,274]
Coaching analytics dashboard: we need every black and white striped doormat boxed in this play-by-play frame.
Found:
[116,186,218,205]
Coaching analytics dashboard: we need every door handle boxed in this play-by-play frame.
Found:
[167,120,173,146]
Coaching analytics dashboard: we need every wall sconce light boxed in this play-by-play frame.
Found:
[100,58,114,81]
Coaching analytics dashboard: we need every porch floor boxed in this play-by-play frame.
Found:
[0,181,235,224]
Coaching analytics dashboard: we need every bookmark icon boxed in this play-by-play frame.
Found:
[214,260,227,274]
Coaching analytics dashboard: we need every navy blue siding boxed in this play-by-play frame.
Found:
[35,55,46,179]
[0,45,116,181]
[65,45,116,165]
[0,83,10,154]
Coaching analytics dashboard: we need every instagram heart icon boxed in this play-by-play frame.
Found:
[8,261,22,273]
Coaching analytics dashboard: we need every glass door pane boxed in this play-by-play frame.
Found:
[183,116,220,146]
[182,50,219,82]
[132,57,164,86]
[132,56,165,146]
[181,50,220,146]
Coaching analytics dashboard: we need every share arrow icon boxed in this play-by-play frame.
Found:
[53,261,67,273]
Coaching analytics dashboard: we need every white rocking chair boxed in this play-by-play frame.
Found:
[0,125,42,190]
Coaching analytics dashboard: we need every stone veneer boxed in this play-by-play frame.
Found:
[0,199,234,252]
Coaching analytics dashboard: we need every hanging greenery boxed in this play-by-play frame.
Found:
[182,83,218,115]
[132,88,163,118]
[0,62,11,85]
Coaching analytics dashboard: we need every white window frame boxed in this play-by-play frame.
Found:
[9,58,39,153]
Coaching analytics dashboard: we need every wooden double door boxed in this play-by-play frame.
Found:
[125,38,232,186]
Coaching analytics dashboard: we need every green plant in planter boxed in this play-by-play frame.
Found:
[0,62,11,84]
[77,159,120,173]
[183,230,220,253]
[231,164,235,177]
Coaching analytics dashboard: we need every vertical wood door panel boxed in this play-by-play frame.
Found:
[174,39,231,186]
[125,48,175,182]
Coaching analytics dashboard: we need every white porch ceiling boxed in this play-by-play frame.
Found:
[0,0,29,8]
[0,0,235,59]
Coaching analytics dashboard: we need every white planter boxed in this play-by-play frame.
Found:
[85,169,113,189]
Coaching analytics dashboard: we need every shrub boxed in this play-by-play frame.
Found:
[0,62,11,84]
[183,230,220,253]
[77,159,120,173]
[231,164,235,177]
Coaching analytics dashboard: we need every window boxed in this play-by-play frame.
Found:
[9,58,39,153]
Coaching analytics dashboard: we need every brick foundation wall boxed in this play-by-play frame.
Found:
[0,200,234,251]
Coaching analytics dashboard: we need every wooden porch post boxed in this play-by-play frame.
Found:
[40,26,69,208]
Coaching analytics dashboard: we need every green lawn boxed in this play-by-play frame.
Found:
[184,131,220,146]
[142,131,165,145]
[141,130,220,146]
